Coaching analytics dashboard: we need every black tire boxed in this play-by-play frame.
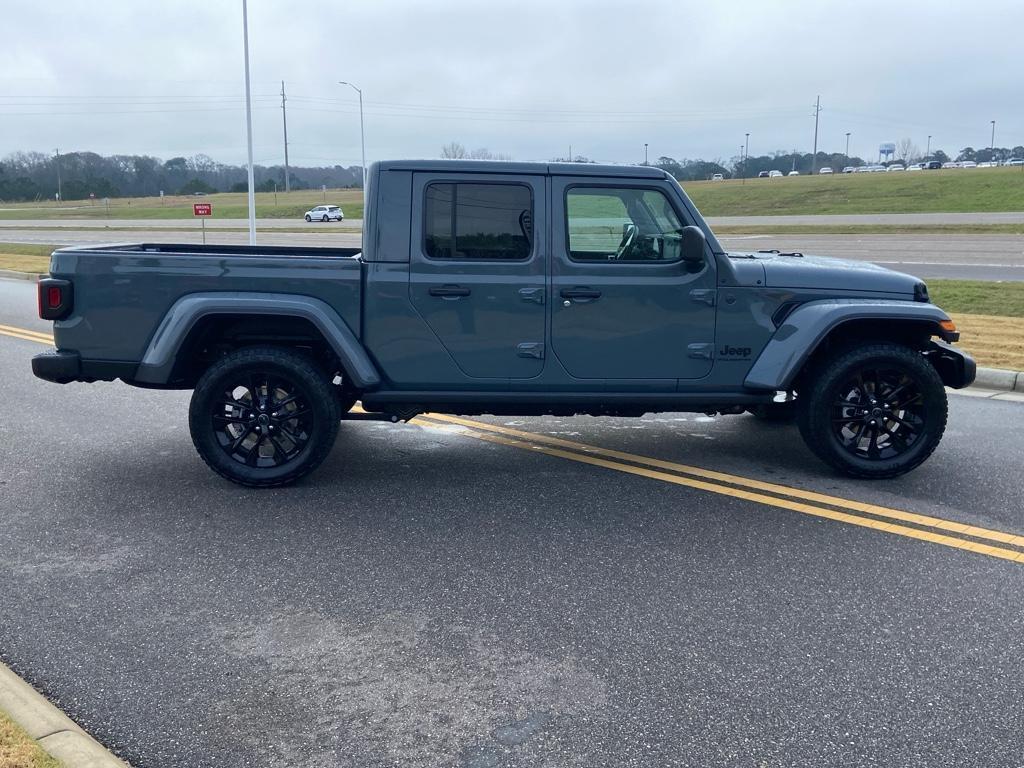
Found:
[797,342,947,479]
[321,214,329,222]
[189,347,340,487]
[748,398,797,423]
[304,214,312,222]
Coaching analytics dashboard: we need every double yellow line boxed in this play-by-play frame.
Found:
[0,323,54,346]
[416,414,1024,565]
[4,321,1022,565]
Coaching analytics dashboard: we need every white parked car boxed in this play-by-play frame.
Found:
[819,167,833,174]
[907,163,923,171]
[787,170,800,176]
[304,205,345,222]
[768,170,784,178]
[886,164,905,172]
[960,160,978,168]
[942,162,958,169]
[842,166,856,173]
[711,173,724,181]
[1008,158,1024,166]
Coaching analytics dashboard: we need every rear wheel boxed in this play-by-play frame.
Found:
[321,214,329,222]
[189,347,340,487]
[797,342,947,478]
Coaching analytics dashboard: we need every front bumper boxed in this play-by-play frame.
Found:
[926,340,976,389]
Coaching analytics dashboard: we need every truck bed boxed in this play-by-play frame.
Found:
[48,242,364,364]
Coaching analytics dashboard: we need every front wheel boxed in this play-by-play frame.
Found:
[304,214,312,222]
[797,342,948,478]
[189,347,340,487]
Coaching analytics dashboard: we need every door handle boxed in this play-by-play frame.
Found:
[429,285,471,298]
[560,288,602,300]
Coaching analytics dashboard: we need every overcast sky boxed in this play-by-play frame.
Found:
[2,0,1022,168]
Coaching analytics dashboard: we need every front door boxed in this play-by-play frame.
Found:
[550,178,717,380]
[410,174,546,379]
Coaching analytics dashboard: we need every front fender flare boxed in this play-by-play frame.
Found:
[133,292,381,388]
[744,299,952,391]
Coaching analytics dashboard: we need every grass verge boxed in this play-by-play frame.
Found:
[0,244,55,275]
[0,709,62,768]
[714,224,1024,236]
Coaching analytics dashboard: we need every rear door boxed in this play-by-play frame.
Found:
[409,173,546,379]
[550,177,717,380]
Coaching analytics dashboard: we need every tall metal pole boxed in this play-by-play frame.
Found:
[54,148,62,202]
[241,0,256,245]
[845,132,851,159]
[926,135,931,157]
[744,133,750,177]
[990,120,996,152]
[811,95,821,175]
[644,143,648,165]
[339,81,367,207]
[281,80,291,192]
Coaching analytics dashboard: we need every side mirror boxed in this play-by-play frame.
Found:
[679,225,706,264]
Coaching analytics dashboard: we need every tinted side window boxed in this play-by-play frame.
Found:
[566,187,684,262]
[424,183,532,260]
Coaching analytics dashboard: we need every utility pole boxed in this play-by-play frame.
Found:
[281,80,291,192]
[810,95,821,175]
[845,132,851,159]
[241,0,256,245]
[644,143,648,165]
[744,132,750,177]
[990,120,996,152]
[568,144,572,162]
[926,135,931,157]
[54,148,62,202]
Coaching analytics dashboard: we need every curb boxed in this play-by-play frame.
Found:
[0,268,45,281]
[0,661,128,767]
[974,366,1024,392]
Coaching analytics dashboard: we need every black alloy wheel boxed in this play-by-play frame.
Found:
[190,347,340,487]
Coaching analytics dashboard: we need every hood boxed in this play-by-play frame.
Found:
[730,251,921,295]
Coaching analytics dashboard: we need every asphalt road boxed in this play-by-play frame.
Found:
[3,222,1021,281]
[1,277,1023,767]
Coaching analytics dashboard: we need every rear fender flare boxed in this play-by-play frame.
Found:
[744,299,953,391]
[134,292,381,388]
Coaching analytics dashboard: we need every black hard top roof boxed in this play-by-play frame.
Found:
[375,159,670,179]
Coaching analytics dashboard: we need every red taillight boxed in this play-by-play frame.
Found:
[38,278,73,320]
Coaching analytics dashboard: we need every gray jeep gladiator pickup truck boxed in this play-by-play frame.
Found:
[32,159,975,487]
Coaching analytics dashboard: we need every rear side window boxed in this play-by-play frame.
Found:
[424,183,533,260]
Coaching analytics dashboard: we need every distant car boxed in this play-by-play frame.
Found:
[768,170,783,178]
[1008,158,1024,166]
[758,170,770,178]
[906,163,923,171]
[819,167,833,174]
[304,205,344,222]
[924,160,942,170]
[959,160,978,168]
[942,162,958,169]
[977,161,996,168]
[870,165,887,172]
[842,166,856,173]
[886,164,905,172]
[787,170,800,176]
[711,173,724,181]
[855,166,871,173]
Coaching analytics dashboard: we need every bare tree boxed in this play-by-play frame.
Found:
[440,142,468,159]
[896,138,919,164]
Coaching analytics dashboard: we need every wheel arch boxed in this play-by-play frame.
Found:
[133,292,381,389]
[744,300,957,392]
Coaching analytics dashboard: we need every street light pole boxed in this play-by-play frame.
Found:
[54,148,62,203]
[845,132,851,159]
[744,132,750,176]
[339,81,367,206]
[926,135,931,157]
[241,0,256,245]
[644,143,648,165]
[990,120,996,153]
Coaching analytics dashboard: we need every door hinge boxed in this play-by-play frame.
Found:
[687,343,713,360]
[689,288,717,306]
[518,287,545,304]
[516,342,545,359]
